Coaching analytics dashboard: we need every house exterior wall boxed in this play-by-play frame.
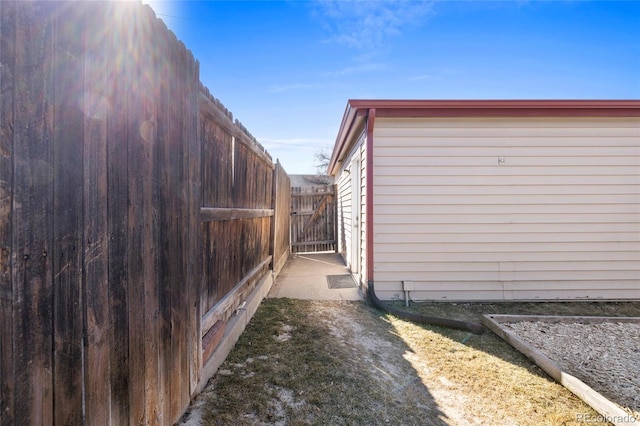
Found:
[336,135,368,285]
[360,141,368,286]
[336,161,352,261]
[372,116,640,301]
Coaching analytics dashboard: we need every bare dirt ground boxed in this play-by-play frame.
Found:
[179,299,639,425]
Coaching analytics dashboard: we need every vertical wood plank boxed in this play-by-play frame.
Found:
[0,2,15,423]
[156,21,172,423]
[125,5,154,424]
[106,3,131,422]
[202,221,216,313]
[12,2,55,424]
[141,6,164,424]
[272,162,291,274]
[176,35,192,419]
[166,29,183,424]
[186,43,202,397]
[158,28,184,424]
[269,161,279,269]
[82,3,111,423]
[52,3,86,423]
[171,35,186,423]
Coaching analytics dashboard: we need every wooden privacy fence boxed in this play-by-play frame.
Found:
[198,90,291,368]
[272,162,292,275]
[0,2,290,425]
[290,185,337,253]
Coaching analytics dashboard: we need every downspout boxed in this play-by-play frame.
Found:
[363,108,485,335]
[365,108,375,295]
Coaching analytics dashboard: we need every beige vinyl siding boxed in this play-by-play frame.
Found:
[358,143,367,285]
[336,136,367,281]
[336,164,352,263]
[372,117,640,301]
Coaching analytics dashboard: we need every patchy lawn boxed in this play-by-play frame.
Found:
[386,300,640,323]
[180,299,639,425]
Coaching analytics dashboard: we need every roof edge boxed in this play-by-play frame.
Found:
[348,99,640,110]
[327,102,360,175]
[327,99,640,176]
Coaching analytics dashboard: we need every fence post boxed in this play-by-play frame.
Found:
[269,161,278,271]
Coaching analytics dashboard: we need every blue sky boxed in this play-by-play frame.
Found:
[143,0,640,174]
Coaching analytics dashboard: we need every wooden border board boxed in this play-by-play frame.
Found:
[482,314,640,426]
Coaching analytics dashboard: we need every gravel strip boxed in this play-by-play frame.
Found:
[505,320,640,418]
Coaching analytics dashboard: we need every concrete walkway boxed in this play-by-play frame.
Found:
[268,252,364,301]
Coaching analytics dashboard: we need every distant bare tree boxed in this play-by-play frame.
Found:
[314,147,332,174]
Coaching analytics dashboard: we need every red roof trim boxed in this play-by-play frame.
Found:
[375,107,640,117]
[349,99,640,116]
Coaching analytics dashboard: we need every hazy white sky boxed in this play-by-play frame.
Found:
[144,0,640,174]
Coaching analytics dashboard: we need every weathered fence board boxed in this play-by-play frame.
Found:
[129,5,159,423]
[12,3,55,424]
[291,185,337,253]
[185,24,203,399]
[104,5,132,423]
[0,2,292,425]
[161,23,190,422]
[0,2,15,424]
[199,87,278,352]
[272,161,291,275]
[106,29,129,426]
[52,6,85,424]
[82,4,111,424]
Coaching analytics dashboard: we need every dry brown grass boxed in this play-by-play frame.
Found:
[389,300,640,323]
[178,299,639,425]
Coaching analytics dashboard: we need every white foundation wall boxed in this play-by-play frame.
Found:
[372,116,640,301]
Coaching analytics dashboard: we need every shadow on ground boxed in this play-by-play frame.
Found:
[182,298,449,425]
[180,300,636,425]
[382,300,640,424]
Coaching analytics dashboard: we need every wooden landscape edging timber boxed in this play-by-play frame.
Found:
[195,272,275,395]
[0,2,292,425]
[482,315,639,426]
[200,256,273,339]
[202,321,226,369]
